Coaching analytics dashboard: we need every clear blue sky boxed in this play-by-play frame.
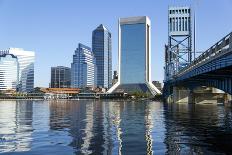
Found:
[0,0,231,87]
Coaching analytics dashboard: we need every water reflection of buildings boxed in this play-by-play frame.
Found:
[48,100,155,154]
[49,100,113,154]
[0,101,33,153]
[115,101,154,155]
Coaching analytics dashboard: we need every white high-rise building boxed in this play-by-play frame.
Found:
[0,54,19,90]
[107,16,161,95]
[0,48,35,92]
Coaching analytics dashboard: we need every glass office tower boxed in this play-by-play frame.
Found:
[0,54,19,90]
[107,16,161,95]
[0,48,35,92]
[92,24,112,89]
[71,43,97,88]
[50,66,71,88]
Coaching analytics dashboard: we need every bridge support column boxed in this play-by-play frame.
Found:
[188,90,196,104]
[173,87,195,104]
[224,94,232,107]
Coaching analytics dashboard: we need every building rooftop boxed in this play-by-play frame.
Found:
[119,16,150,25]
[95,24,108,31]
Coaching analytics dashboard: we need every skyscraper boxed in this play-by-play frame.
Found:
[50,66,71,88]
[107,16,161,95]
[0,54,18,91]
[92,24,112,88]
[0,48,35,92]
[71,43,96,88]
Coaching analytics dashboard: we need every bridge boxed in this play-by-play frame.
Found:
[163,32,232,104]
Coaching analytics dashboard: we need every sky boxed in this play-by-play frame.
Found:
[0,0,231,87]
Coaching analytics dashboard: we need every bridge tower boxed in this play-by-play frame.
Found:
[165,6,193,81]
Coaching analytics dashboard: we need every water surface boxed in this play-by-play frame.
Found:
[0,100,232,154]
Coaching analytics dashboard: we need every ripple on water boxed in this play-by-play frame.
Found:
[0,100,232,154]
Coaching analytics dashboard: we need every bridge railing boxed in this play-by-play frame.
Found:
[176,32,232,77]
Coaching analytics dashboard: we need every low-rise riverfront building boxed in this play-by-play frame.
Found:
[112,70,118,86]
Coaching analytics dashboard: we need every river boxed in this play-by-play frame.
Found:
[0,100,231,154]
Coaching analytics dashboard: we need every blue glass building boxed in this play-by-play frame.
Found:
[71,43,97,88]
[92,24,112,88]
[108,16,161,95]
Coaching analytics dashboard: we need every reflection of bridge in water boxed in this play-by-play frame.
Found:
[163,103,232,154]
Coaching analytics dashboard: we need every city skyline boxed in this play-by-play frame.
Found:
[0,0,232,87]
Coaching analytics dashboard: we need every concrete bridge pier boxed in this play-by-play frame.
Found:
[224,94,232,107]
[169,86,232,105]
[172,87,195,104]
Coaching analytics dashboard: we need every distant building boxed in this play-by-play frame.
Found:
[71,43,97,88]
[41,88,80,95]
[112,70,118,86]
[50,66,71,88]
[0,54,19,91]
[152,81,162,91]
[92,24,112,88]
[107,16,161,95]
[0,48,35,92]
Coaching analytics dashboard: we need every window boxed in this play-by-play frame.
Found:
[120,23,146,84]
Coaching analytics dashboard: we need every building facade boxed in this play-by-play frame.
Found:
[92,24,112,88]
[50,66,71,88]
[0,54,19,91]
[0,48,35,92]
[112,70,118,86]
[71,43,96,88]
[107,16,161,95]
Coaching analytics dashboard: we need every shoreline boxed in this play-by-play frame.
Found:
[0,98,162,102]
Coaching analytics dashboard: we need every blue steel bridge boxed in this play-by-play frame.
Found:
[163,32,232,100]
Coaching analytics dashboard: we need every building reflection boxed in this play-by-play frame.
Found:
[0,100,33,153]
[49,100,113,154]
[144,103,154,155]
[49,100,88,153]
[48,100,155,155]
[116,101,154,155]
[1,100,232,154]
